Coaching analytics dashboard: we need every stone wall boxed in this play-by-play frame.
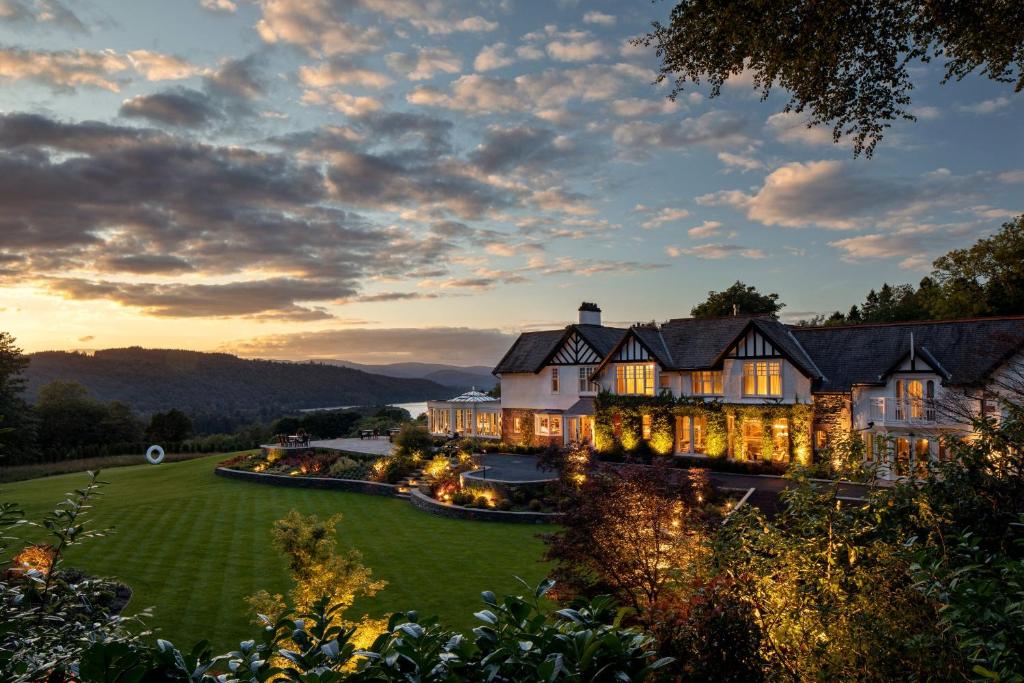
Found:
[501,408,536,446]
[215,467,399,496]
[409,488,560,524]
[812,393,852,454]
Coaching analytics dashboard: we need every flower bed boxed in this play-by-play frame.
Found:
[222,449,382,482]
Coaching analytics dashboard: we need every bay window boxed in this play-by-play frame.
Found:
[616,363,655,395]
[742,361,782,396]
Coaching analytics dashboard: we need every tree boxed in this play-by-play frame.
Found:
[145,408,192,443]
[34,381,109,456]
[98,401,145,444]
[690,281,784,318]
[639,1,1024,156]
[929,215,1024,317]
[0,332,34,459]
[246,509,386,655]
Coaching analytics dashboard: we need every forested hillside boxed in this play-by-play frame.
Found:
[24,347,449,421]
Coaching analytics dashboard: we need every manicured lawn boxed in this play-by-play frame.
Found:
[1,454,554,651]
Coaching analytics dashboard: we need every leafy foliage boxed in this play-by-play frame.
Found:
[690,281,784,318]
[640,1,1024,155]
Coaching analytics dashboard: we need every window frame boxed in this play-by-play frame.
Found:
[551,367,560,394]
[690,370,724,395]
[615,363,655,396]
[742,360,782,397]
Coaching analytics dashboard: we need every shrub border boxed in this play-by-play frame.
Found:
[215,467,400,496]
[409,488,560,524]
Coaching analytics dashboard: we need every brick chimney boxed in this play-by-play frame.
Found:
[578,302,601,326]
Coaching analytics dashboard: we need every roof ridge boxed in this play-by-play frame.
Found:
[791,314,1024,331]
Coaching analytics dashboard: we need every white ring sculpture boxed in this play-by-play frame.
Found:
[145,445,165,464]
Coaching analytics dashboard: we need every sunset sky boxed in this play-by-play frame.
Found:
[0,0,1021,365]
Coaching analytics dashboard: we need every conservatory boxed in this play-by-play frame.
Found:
[427,390,502,439]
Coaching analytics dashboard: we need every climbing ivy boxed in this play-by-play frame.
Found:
[595,393,812,463]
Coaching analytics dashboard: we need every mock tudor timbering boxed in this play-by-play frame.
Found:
[469,304,1024,475]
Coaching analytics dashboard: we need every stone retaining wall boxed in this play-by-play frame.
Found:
[215,467,399,496]
[409,488,560,524]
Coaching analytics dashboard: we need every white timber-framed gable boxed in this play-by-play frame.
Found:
[549,331,602,365]
[725,327,782,359]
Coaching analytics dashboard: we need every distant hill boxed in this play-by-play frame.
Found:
[24,348,454,419]
[326,361,497,392]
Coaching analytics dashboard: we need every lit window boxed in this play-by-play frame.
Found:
[693,415,706,453]
[743,419,763,460]
[815,429,827,450]
[537,414,562,436]
[914,438,930,460]
[743,361,781,396]
[772,419,789,454]
[578,366,598,392]
[642,414,652,440]
[691,371,723,395]
[659,373,672,389]
[865,433,874,462]
[513,416,522,434]
[551,368,560,393]
[616,364,655,395]
[677,416,691,453]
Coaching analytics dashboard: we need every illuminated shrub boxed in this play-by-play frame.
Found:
[423,454,451,480]
[649,409,674,455]
[11,544,56,577]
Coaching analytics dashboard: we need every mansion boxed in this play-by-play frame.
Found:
[428,303,1024,474]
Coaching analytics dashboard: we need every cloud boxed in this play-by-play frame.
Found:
[958,96,1011,115]
[0,112,485,319]
[638,207,689,229]
[911,105,941,120]
[299,57,393,89]
[717,151,763,171]
[765,111,835,146]
[410,15,498,34]
[666,243,765,260]
[474,43,514,72]
[118,56,266,128]
[470,124,588,173]
[612,111,749,157]
[255,0,384,56]
[998,170,1024,183]
[546,37,604,62]
[828,222,983,269]
[697,160,989,230]
[222,326,516,364]
[610,98,680,118]
[408,64,646,115]
[199,0,236,11]
[385,48,461,81]
[0,46,128,91]
[0,0,85,32]
[120,88,220,128]
[303,90,382,116]
[126,50,202,80]
[582,11,615,25]
[687,220,722,238]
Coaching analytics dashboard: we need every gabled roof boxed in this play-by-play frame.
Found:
[492,324,626,374]
[791,317,1024,391]
[714,317,824,381]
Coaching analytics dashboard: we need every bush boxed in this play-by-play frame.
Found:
[328,457,365,479]
[423,454,452,480]
[528,499,543,512]
[451,490,475,506]
[394,424,433,457]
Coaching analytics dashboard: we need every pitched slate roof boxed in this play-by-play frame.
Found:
[494,314,1024,390]
[792,317,1024,391]
[492,324,626,374]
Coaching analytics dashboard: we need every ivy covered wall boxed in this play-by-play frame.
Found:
[594,393,813,464]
